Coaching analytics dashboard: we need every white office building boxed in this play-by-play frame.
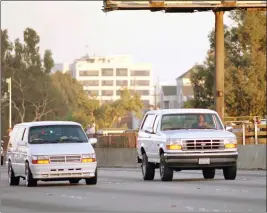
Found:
[71,55,153,108]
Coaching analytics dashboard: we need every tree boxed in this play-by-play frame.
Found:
[189,11,266,117]
[94,89,144,128]
[51,71,100,127]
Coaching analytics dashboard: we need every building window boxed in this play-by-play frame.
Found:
[116,68,128,76]
[87,90,99,96]
[135,90,150,96]
[80,80,99,86]
[102,90,113,96]
[116,80,128,86]
[130,70,150,76]
[102,100,113,104]
[116,90,121,96]
[131,80,150,86]
[102,80,113,86]
[79,70,99,76]
[142,100,150,108]
[102,68,113,76]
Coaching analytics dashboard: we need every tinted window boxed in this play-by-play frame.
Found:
[161,113,221,131]
[28,125,88,144]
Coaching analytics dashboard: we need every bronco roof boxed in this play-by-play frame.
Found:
[14,121,82,128]
[147,108,217,115]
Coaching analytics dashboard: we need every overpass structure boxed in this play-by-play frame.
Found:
[102,0,266,121]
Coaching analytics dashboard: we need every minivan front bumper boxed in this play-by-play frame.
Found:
[30,162,97,180]
[164,151,238,169]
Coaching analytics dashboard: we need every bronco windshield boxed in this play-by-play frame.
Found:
[161,113,224,131]
[28,125,88,144]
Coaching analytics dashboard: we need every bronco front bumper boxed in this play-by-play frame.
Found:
[164,151,238,169]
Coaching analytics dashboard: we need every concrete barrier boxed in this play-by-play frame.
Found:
[95,148,139,168]
[237,145,266,170]
[95,145,266,170]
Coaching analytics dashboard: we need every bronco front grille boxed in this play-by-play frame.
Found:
[182,139,224,151]
[49,155,81,163]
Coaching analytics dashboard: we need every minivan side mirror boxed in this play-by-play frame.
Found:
[88,138,97,145]
[225,126,233,132]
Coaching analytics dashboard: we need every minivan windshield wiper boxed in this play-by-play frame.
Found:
[55,138,86,143]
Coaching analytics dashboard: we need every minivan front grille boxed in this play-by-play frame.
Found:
[49,155,81,163]
[182,139,224,151]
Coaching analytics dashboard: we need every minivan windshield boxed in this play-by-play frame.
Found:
[28,125,88,144]
[161,113,224,131]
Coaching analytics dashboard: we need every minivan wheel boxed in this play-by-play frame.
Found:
[25,162,37,187]
[202,168,215,179]
[141,153,155,181]
[8,162,20,186]
[223,164,237,180]
[159,154,173,181]
[85,169,97,185]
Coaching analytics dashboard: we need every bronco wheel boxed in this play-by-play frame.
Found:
[85,168,97,185]
[202,168,215,179]
[8,162,20,186]
[159,153,173,181]
[223,164,237,180]
[141,153,155,181]
[25,162,37,187]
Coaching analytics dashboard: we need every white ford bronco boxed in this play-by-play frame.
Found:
[137,109,238,181]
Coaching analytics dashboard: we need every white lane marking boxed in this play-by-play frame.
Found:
[185,206,195,211]
[199,207,208,212]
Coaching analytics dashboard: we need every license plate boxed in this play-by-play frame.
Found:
[198,158,210,164]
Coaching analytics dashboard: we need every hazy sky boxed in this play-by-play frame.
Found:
[1,1,233,84]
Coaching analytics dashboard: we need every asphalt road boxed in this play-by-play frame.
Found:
[0,166,266,213]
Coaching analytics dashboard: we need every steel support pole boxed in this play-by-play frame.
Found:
[214,11,225,121]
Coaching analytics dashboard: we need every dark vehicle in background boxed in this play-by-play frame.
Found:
[1,140,4,166]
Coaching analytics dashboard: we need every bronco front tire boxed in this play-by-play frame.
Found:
[141,153,155,180]
[223,164,237,180]
[202,168,215,179]
[159,153,173,181]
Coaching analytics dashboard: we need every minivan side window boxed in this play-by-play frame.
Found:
[14,127,26,145]
[9,126,19,147]
[141,114,156,131]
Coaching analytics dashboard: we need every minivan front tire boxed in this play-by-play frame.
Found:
[8,162,20,186]
[85,169,97,185]
[25,162,37,187]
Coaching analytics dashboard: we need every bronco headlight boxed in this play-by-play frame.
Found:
[166,139,182,150]
[224,138,237,149]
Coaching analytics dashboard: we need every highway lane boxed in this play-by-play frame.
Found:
[0,166,266,212]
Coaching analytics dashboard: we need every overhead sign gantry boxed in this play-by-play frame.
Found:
[102,0,267,121]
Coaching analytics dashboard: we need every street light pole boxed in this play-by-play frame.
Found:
[6,77,12,129]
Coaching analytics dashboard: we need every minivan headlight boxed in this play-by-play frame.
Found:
[166,139,182,150]
[81,153,96,163]
[32,155,50,164]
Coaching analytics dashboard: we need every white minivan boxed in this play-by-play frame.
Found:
[7,121,98,187]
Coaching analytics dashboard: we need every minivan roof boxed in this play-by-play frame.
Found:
[14,121,82,128]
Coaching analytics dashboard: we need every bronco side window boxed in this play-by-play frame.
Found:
[141,114,156,131]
